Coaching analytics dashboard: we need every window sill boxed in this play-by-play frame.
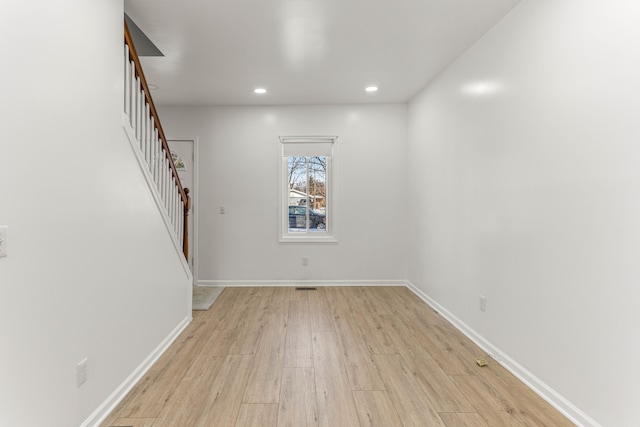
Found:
[279,235,338,243]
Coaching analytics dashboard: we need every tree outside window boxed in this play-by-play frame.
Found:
[288,156,327,232]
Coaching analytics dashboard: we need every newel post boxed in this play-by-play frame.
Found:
[183,188,191,260]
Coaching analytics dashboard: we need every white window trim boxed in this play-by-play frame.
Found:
[279,135,338,243]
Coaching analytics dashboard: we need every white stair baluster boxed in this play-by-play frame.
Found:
[124,46,130,116]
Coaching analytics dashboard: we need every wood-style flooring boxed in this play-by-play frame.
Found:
[101,286,574,426]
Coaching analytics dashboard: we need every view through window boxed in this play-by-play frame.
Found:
[280,136,336,242]
[287,156,327,233]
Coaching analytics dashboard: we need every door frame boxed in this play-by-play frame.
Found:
[168,137,199,285]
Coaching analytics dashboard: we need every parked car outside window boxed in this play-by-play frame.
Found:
[288,205,326,230]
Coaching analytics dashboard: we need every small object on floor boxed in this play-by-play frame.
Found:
[476,357,488,367]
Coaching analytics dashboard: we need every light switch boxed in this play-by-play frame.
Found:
[0,226,7,258]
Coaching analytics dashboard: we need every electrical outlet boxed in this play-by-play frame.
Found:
[219,206,226,215]
[479,295,487,312]
[77,358,88,387]
[0,226,7,258]
[302,256,308,266]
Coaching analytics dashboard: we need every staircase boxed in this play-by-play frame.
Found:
[122,21,191,261]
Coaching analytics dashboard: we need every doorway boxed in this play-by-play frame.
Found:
[168,138,197,280]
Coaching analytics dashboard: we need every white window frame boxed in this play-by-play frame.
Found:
[279,135,338,243]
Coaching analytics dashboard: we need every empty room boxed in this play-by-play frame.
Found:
[1,1,639,426]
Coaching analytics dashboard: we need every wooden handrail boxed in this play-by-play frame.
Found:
[124,20,191,258]
[124,21,187,206]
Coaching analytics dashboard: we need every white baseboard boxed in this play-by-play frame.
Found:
[196,279,407,287]
[405,281,599,427]
[80,316,192,427]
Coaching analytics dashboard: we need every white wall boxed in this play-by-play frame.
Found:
[0,2,192,426]
[407,1,640,426]
[160,105,407,284]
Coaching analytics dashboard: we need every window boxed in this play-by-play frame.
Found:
[280,136,337,242]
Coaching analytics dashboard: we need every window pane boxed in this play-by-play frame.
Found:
[288,156,306,193]
[288,156,307,232]
[308,156,326,232]
[287,156,328,233]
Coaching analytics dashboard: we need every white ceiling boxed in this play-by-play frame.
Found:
[124,0,521,106]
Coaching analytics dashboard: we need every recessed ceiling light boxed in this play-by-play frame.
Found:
[365,86,378,92]
[254,88,267,94]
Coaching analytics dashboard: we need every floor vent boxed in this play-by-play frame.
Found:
[295,287,317,291]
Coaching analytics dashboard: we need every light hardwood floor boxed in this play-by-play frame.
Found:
[101,287,574,427]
